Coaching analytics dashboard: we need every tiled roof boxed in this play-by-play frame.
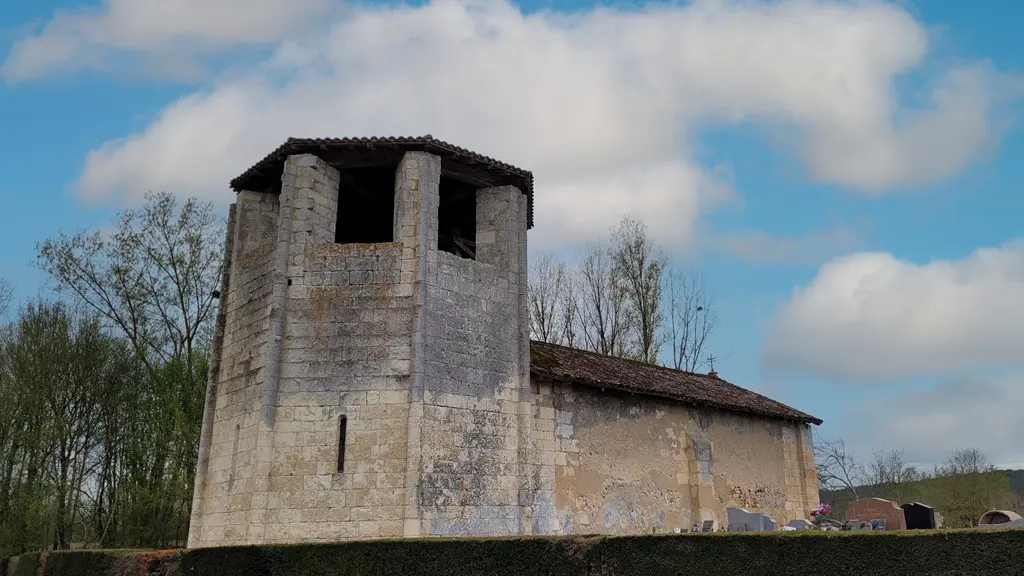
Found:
[529,340,822,425]
[229,136,535,228]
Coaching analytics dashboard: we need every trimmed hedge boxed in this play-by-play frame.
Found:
[6,529,1024,576]
[7,552,40,576]
[41,550,131,576]
[4,549,162,576]
[181,537,590,576]
[587,529,1024,576]
[39,550,155,576]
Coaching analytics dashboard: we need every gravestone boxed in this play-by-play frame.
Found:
[979,510,1022,526]
[846,498,906,531]
[870,518,886,531]
[901,502,937,530]
[701,520,716,533]
[785,519,813,530]
[846,520,872,532]
[726,507,778,532]
[977,518,1024,530]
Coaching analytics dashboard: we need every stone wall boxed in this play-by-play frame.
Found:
[412,155,536,536]
[190,150,538,546]
[542,381,818,534]
[260,154,418,543]
[190,190,280,545]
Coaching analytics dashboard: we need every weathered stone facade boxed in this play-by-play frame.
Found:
[188,138,820,547]
[537,383,817,534]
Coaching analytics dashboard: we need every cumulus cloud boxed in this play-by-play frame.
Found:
[844,373,1024,470]
[707,221,865,265]
[764,240,1024,380]
[10,0,1022,246]
[1,0,333,81]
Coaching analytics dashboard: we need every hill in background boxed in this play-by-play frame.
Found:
[818,469,1023,528]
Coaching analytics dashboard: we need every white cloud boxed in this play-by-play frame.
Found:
[844,373,1024,470]
[764,240,1024,380]
[801,63,1022,192]
[1,0,333,81]
[707,221,865,265]
[13,0,1020,246]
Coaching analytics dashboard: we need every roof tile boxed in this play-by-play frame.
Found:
[530,340,822,425]
[230,135,535,228]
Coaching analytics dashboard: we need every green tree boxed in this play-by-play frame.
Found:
[927,448,1011,528]
[36,191,222,548]
[0,301,138,554]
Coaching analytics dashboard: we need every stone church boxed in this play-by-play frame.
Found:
[187,136,821,547]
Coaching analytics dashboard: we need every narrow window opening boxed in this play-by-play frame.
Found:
[335,167,396,244]
[229,424,241,487]
[337,416,348,473]
[438,176,477,260]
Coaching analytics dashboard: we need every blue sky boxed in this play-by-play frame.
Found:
[1,0,1022,471]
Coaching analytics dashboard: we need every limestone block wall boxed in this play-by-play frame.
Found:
[191,149,539,547]
[411,158,536,536]
[258,154,420,543]
[541,381,819,535]
[190,191,280,546]
[529,381,562,534]
[189,153,422,547]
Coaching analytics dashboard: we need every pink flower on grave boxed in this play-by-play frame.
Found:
[811,504,832,518]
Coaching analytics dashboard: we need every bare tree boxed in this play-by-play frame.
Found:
[664,269,718,372]
[814,435,865,499]
[868,449,918,501]
[558,272,581,348]
[528,252,567,343]
[37,191,222,373]
[526,216,716,369]
[936,448,994,476]
[610,217,666,364]
[869,449,908,485]
[577,241,631,357]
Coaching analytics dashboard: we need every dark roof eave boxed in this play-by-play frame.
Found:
[229,135,535,228]
[528,340,823,426]
[534,371,823,426]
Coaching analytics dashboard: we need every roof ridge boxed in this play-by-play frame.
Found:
[530,339,717,380]
[529,339,822,425]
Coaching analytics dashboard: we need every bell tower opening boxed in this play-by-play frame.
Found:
[335,166,396,244]
[437,176,477,260]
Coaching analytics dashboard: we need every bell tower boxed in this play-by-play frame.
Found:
[188,136,536,546]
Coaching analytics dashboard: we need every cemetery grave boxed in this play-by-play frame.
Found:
[901,502,938,530]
